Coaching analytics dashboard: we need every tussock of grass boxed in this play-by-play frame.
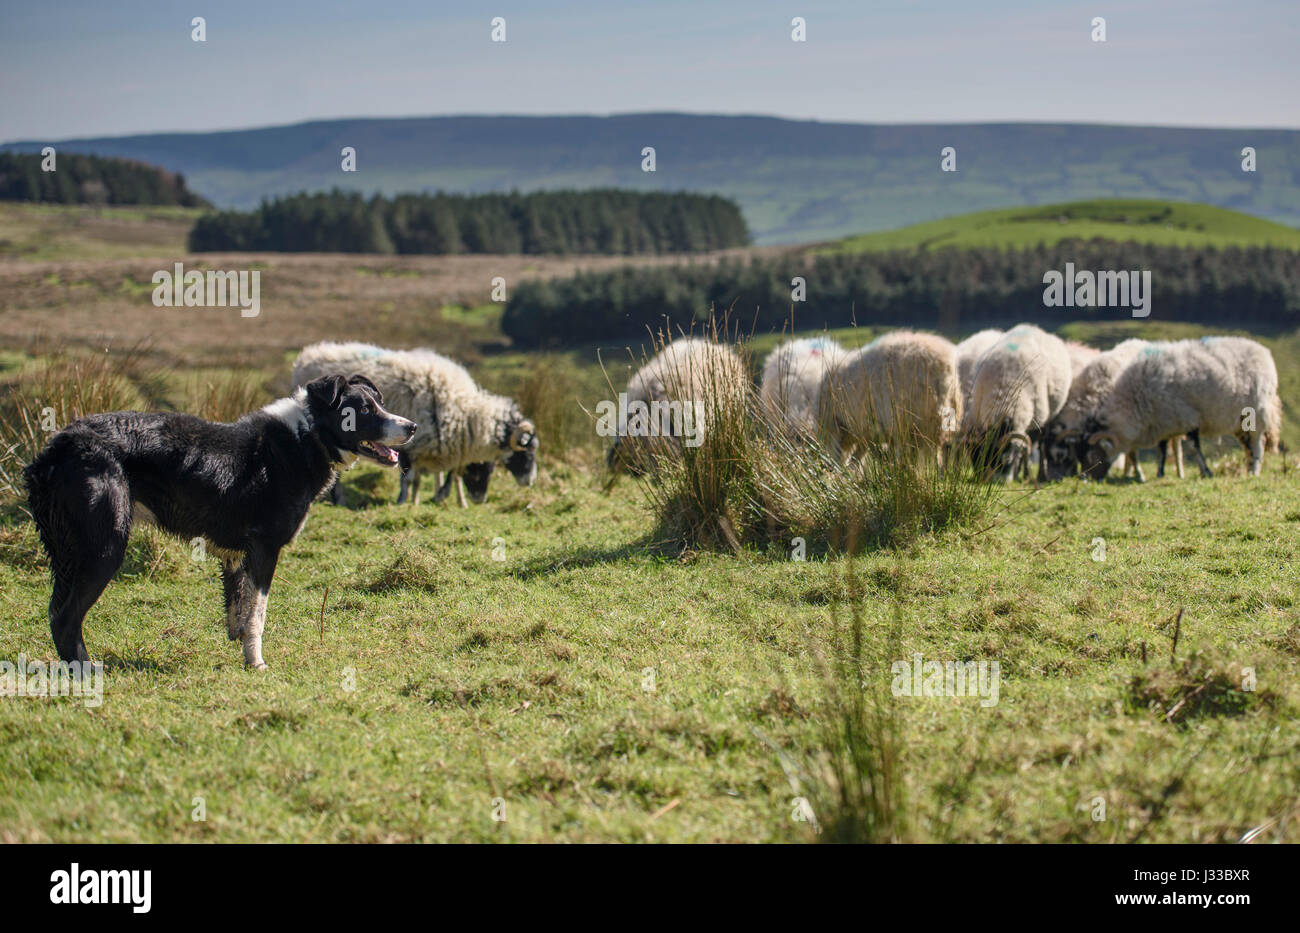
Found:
[629,329,996,555]
[1128,651,1277,723]
[363,547,451,594]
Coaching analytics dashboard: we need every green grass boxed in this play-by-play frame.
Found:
[823,199,1300,254]
[1,451,1297,842]
[0,202,201,261]
[3,312,1299,842]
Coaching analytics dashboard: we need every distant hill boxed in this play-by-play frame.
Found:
[824,199,1300,253]
[5,115,1299,245]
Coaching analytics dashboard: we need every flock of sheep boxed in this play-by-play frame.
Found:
[607,326,1284,483]
[291,324,1282,510]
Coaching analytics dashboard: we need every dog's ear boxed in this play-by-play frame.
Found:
[306,375,347,410]
[348,374,382,403]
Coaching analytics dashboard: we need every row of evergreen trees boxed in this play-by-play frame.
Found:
[501,241,1300,346]
[188,189,750,255]
[0,152,209,206]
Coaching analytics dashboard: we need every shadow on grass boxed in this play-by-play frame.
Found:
[506,539,670,581]
[333,471,397,510]
[100,651,179,675]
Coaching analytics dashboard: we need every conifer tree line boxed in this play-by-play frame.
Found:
[0,153,209,207]
[188,188,751,254]
[501,242,1300,346]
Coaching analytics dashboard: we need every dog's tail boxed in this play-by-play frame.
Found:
[23,441,62,569]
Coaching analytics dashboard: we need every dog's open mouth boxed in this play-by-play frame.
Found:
[358,440,400,465]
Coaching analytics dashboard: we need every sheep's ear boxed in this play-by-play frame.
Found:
[306,375,347,410]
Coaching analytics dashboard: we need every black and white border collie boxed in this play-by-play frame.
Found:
[24,375,416,670]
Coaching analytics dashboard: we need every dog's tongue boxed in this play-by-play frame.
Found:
[372,442,398,464]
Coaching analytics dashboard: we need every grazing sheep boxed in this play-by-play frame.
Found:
[1065,340,1101,377]
[963,324,1072,482]
[955,329,1003,415]
[1043,339,1143,480]
[1081,337,1281,479]
[758,337,845,440]
[291,343,539,506]
[817,330,961,464]
[606,337,747,475]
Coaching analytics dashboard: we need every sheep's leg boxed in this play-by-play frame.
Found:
[1247,433,1264,476]
[456,474,467,508]
[433,471,456,504]
[411,471,422,506]
[396,452,413,505]
[1128,450,1144,483]
[1156,440,1167,478]
[1188,429,1213,478]
[1175,437,1185,479]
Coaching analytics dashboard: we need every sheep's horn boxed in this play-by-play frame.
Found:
[997,430,1031,452]
[1087,431,1118,449]
[510,419,537,451]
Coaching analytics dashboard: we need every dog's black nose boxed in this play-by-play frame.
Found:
[405,422,417,437]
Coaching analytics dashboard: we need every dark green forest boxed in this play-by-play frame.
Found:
[0,152,209,207]
[188,189,750,255]
[501,242,1300,346]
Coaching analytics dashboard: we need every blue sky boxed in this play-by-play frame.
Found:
[1,0,1297,140]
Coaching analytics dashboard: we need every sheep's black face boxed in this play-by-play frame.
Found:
[1079,418,1117,480]
[967,425,1019,482]
[462,461,495,503]
[503,419,538,487]
[1041,422,1080,482]
[1080,443,1114,480]
[305,375,416,466]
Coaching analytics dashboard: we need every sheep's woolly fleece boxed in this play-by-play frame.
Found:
[759,337,845,438]
[818,330,961,459]
[290,342,531,477]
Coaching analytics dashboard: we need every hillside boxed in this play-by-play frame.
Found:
[6,115,1300,245]
[825,199,1300,253]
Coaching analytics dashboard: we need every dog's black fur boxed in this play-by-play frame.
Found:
[24,374,415,668]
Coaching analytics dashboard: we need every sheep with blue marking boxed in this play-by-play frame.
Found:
[1080,337,1281,479]
[758,337,845,441]
[963,324,1073,482]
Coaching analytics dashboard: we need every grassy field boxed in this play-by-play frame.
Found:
[1,446,1297,842]
[823,199,1300,253]
[1,203,1298,843]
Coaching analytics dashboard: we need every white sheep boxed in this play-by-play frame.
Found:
[1081,336,1281,479]
[291,342,538,506]
[1042,339,1184,481]
[1065,340,1101,377]
[606,336,748,475]
[963,324,1072,482]
[955,329,1003,415]
[758,337,845,440]
[817,330,962,465]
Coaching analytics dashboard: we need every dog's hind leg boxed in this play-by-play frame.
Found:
[45,465,131,665]
[237,545,281,670]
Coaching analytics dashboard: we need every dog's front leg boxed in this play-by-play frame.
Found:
[222,557,254,641]
[238,545,282,670]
